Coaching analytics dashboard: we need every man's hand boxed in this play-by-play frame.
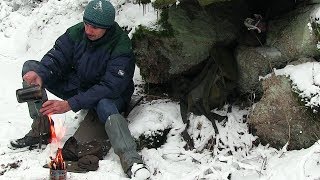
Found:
[23,71,42,86]
[40,100,71,115]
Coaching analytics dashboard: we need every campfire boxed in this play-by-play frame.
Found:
[49,148,66,170]
[47,115,67,180]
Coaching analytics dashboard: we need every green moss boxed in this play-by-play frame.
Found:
[152,0,176,9]
[158,8,172,33]
[136,0,151,5]
[292,88,320,121]
[197,0,230,6]
[132,9,173,42]
[311,21,320,44]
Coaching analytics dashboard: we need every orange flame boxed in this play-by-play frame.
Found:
[50,148,66,170]
[48,115,57,143]
[56,148,63,162]
[47,114,66,170]
[48,114,66,144]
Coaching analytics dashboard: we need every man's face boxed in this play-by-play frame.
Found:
[84,22,107,41]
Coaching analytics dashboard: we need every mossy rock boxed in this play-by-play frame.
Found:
[248,75,320,150]
[266,4,320,60]
[132,2,241,84]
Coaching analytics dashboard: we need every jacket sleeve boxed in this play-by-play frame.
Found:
[35,32,74,84]
[67,53,135,112]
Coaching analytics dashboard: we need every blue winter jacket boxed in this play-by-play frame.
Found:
[35,22,135,112]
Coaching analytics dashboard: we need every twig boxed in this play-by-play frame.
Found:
[258,156,267,176]
[254,33,263,46]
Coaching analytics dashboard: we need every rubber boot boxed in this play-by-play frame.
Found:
[104,114,143,176]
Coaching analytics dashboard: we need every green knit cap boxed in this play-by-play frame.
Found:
[83,0,115,29]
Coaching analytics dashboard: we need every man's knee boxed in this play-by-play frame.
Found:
[96,99,119,123]
[22,60,40,77]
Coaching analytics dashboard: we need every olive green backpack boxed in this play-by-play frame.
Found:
[179,47,239,149]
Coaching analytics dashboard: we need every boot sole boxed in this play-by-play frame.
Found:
[7,143,48,151]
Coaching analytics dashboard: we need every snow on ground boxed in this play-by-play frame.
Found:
[0,0,320,179]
